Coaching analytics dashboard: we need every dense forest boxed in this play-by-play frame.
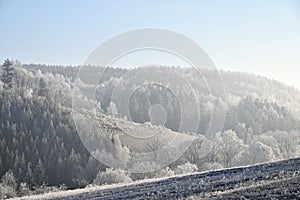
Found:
[1,60,300,198]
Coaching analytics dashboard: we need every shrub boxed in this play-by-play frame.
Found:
[175,162,198,175]
[154,167,175,178]
[200,162,224,171]
[93,168,132,185]
[0,170,17,199]
[19,182,31,197]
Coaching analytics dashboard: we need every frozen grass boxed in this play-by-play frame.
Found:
[14,157,300,199]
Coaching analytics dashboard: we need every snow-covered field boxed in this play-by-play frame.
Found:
[17,157,300,199]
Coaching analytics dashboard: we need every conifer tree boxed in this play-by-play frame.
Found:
[1,59,14,89]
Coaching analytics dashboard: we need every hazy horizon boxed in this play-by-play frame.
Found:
[1,0,300,89]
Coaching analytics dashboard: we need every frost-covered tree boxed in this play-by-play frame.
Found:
[0,170,17,199]
[175,162,198,175]
[37,78,49,97]
[181,136,213,167]
[239,142,274,165]
[107,102,118,117]
[270,131,298,159]
[145,136,167,166]
[1,59,14,89]
[215,130,246,168]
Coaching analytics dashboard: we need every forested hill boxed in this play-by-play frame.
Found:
[23,64,300,119]
[1,61,300,198]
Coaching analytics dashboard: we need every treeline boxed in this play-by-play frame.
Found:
[0,60,106,198]
[94,67,300,135]
[1,61,300,198]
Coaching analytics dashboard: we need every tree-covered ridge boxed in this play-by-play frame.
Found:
[0,93,90,187]
[0,61,300,198]
[0,62,106,198]
[93,66,300,134]
[0,78,88,185]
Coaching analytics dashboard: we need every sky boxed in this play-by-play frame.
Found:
[0,0,300,88]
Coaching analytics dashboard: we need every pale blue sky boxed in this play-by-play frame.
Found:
[0,0,300,88]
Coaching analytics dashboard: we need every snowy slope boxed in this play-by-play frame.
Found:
[86,112,195,152]
[17,157,300,199]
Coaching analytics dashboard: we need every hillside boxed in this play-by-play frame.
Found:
[95,113,195,151]
[23,64,300,133]
[1,62,300,198]
[19,157,300,199]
